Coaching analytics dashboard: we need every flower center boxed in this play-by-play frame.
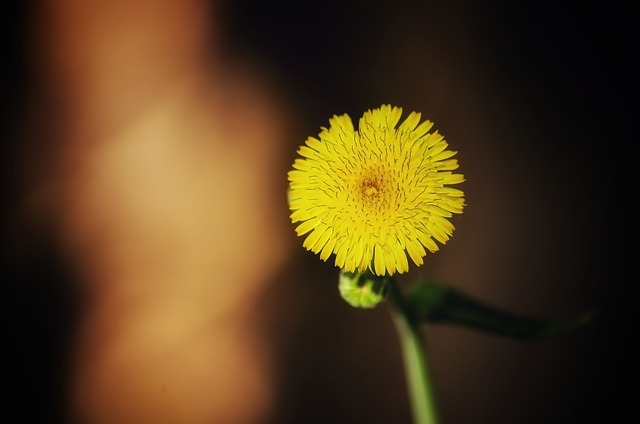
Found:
[362,180,380,198]
[356,170,391,211]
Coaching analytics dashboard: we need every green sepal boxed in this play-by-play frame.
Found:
[406,280,595,340]
[339,269,389,308]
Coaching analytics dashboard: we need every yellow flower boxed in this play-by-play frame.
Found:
[288,105,465,276]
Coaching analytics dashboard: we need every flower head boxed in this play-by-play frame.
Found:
[288,105,465,276]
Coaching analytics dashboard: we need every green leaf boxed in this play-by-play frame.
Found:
[406,281,595,340]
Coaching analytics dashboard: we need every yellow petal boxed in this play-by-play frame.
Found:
[374,245,386,276]
[405,239,426,266]
[320,237,337,261]
[303,224,327,250]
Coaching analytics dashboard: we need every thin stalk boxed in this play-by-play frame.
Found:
[388,279,440,424]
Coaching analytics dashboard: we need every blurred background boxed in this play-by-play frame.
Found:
[1,1,637,423]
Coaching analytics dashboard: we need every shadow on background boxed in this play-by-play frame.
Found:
[2,1,637,423]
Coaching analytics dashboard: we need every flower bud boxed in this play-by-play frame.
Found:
[338,269,389,308]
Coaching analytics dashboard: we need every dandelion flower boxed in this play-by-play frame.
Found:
[288,105,465,276]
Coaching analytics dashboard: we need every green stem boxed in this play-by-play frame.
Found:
[388,279,440,424]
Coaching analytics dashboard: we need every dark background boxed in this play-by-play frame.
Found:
[2,1,637,423]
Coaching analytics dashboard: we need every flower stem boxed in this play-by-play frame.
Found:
[388,279,440,424]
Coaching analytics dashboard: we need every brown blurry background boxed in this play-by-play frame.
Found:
[1,1,637,424]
